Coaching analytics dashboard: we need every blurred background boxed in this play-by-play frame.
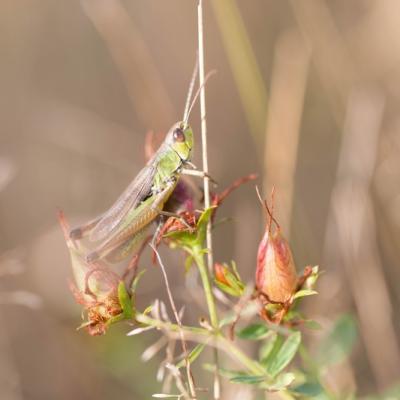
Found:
[1,0,400,398]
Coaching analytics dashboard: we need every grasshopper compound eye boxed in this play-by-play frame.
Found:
[173,127,185,143]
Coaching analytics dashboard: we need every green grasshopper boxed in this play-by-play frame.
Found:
[70,66,211,264]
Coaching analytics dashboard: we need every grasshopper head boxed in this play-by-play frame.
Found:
[166,121,193,161]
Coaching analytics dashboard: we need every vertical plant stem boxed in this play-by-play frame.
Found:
[197,1,221,398]
[193,247,218,328]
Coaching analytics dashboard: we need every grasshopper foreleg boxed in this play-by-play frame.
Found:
[181,168,217,185]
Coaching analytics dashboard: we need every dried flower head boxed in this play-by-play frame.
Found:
[58,211,135,335]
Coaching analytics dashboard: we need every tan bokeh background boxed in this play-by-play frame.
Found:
[1,1,400,398]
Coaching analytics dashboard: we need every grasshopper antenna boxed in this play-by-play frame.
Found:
[184,69,216,126]
[183,56,199,124]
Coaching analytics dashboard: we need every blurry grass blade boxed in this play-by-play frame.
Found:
[211,0,267,149]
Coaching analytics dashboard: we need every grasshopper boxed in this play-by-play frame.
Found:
[70,65,212,264]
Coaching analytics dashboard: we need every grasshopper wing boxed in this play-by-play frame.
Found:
[90,163,156,242]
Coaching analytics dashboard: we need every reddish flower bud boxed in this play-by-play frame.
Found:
[214,262,230,286]
[255,192,297,304]
[214,262,244,297]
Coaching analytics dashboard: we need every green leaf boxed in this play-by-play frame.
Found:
[164,230,196,247]
[292,289,318,300]
[260,333,284,368]
[317,314,357,366]
[237,323,269,340]
[176,343,206,368]
[304,265,321,290]
[118,281,133,319]
[215,280,242,297]
[265,332,301,377]
[265,372,295,391]
[259,332,278,363]
[291,382,324,397]
[142,304,153,315]
[230,260,242,281]
[131,269,146,292]
[196,207,216,244]
[224,269,244,294]
[230,375,267,385]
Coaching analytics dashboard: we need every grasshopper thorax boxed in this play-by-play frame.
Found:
[165,121,193,162]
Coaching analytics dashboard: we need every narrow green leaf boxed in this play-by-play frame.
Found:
[118,281,133,319]
[265,372,295,391]
[176,344,206,368]
[131,269,146,292]
[230,375,267,385]
[292,289,318,300]
[237,323,269,340]
[291,382,324,397]
[142,304,153,315]
[224,270,244,294]
[164,230,195,247]
[304,266,321,290]
[261,333,284,368]
[215,280,242,297]
[266,332,301,377]
[196,207,216,244]
[259,332,278,364]
[230,260,242,281]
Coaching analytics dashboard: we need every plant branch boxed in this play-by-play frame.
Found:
[136,313,265,376]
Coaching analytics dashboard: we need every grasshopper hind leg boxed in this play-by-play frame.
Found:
[86,229,148,264]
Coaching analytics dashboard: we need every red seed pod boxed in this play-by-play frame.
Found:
[255,189,297,303]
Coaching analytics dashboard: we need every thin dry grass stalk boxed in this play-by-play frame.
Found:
[197,1,221,398]
[151,245,196,399]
